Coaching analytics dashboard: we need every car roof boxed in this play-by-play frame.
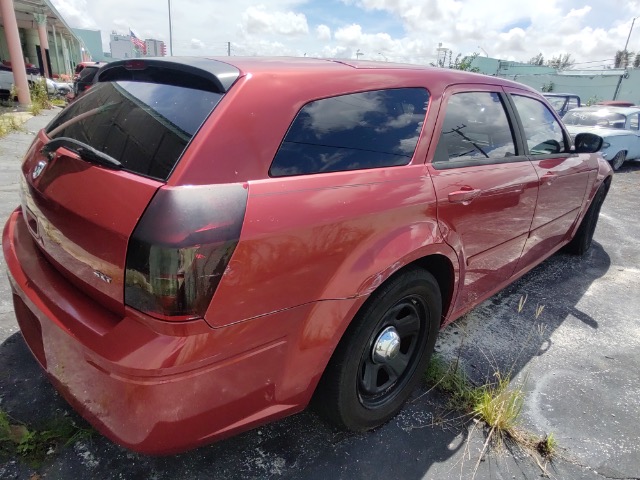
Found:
[568,106,640,115]
[222,56,534,88]
[103,56,539,94]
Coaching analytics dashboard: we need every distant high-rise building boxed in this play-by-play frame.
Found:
[145,39,167,57]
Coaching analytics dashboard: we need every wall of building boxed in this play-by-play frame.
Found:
[144,39,165,57]
[110,34,133,59]
[470,55,640,105]
[74,28,109,62]
[499,71,639,104]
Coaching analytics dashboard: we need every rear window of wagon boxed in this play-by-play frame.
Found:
[46,80,223,181]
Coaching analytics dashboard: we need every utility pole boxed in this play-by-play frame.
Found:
[613,17,636,100]
[356,49,363,60]
[227,42,231,56]
[168,0,173,56]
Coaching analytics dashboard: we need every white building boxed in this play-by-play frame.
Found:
[145,39,166,57]
[109,32,136,59]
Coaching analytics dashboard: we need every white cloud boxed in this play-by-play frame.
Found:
[567,6,592,18]
[242,5,309,36]
[316,24,331,41]
[48,0,640,68]
[50,0,98,29]
[191,38,205,49]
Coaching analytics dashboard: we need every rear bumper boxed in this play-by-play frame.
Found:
[3,208,356,454]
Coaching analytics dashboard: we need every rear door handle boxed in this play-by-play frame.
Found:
[541,173,558,185]
[448,187,482,204]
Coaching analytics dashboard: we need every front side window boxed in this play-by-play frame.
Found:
[513,95,566,154]
[433,91,517,165]
[269,88,429,177]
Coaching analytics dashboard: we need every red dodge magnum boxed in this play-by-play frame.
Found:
[2,57,611,454]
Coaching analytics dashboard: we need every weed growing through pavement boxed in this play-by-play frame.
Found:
[424,295,556,477]
[28,79,51,116]
[0,115,22,137]
[0,408,93,467]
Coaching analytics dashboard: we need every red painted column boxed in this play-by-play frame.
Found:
[34,13,51,78]
[0,0,31,105]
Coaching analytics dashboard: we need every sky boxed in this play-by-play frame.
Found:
[51,0,640,68]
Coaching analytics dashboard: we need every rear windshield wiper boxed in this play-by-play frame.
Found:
[41,137,122,169]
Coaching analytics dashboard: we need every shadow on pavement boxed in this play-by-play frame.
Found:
[0,243,610,479]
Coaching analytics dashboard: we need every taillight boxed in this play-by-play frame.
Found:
[125,184,248,321]
[83,84,91,91]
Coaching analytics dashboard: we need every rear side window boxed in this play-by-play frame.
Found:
[269,88,429,177]
[46,81,223,181]
[433,91,517,166]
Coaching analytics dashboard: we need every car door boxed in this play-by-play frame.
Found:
[627,112,640,159]
[427,86,539,313]
[506,90,596,273]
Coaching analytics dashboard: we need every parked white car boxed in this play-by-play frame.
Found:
[563,106,640,171]
[0,68,71,99]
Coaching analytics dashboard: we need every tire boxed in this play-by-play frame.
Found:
[565,185,607,255]
[610,151,626,171]
[315,268,441,431]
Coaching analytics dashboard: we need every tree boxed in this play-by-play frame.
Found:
[528,53,544,65]
[451,53,481,72]
[546,53,574,70]
[431,52,480,72]
[615,50,636,68]
[634,53,640,69]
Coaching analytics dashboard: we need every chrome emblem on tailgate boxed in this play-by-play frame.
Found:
[93,270,113,284]
[32,160,47,179]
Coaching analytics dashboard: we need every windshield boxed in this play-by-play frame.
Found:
[46,80,223,181]
[563,110,626,129]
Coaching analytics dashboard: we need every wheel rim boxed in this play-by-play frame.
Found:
[357,295,428,409]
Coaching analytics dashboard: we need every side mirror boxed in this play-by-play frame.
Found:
[574,132,603,153]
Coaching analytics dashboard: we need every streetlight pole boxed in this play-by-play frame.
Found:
[623,17,636,54]
[613,17,636,100]
[168,0,173,56]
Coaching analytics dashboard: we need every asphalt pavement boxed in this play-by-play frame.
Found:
[0,108,639,480]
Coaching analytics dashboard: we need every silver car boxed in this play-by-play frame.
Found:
[563,106,640,171]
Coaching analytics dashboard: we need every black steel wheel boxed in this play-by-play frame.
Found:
[315,267,441,431]
[565,184,607,255]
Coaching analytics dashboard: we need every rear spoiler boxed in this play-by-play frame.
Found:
[95,58,241,93]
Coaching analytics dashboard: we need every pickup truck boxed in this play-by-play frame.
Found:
[543,93,581,116]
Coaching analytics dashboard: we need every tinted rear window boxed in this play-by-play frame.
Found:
[270,88,429,177]
[46,81,222,180]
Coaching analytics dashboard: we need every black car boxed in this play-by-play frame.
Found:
[73,65,101,95]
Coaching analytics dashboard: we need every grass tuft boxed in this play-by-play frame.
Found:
[0,408,94,467]
[425,355,556,475]
[0,116,22,137]
[472,371,524,442]
[536,432,557,458]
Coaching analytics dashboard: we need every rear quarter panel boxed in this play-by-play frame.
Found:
[205,165,459,327]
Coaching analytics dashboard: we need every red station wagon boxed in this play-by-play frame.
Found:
[2,57,611,454]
